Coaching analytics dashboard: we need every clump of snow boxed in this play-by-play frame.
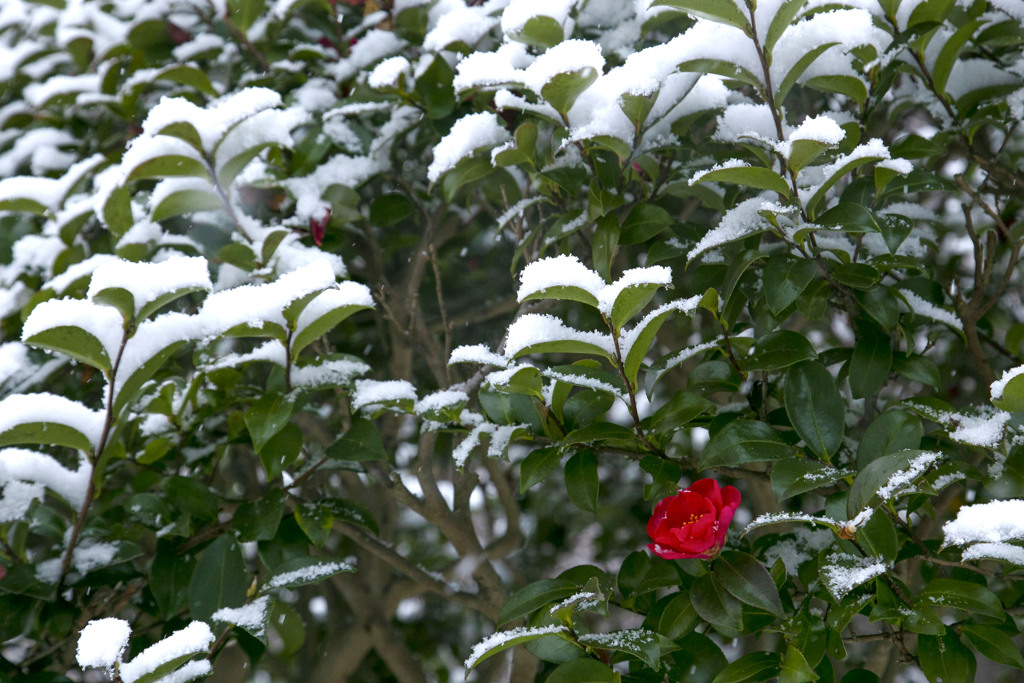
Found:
[0,393,105,450]
[961,542,1024,564]
[943,500,1024,546]
[453,42,534,91]
[22,297,127,364]
[87,256,212,318]
[351,379,417,411]
[423,6,497,52]
[427,112,510,182]
[949,410,1010,448]
[516,254,606,303]
[212,596,270,638]
[449,344,508,367]
[73,542,119,573]
[367,56,410,89]
[876,451,941,501]
[690,159,752,185]
[415,390,469,415]
[0,448,92,510]
[141,88,281,151]
[504,314,613,358]
[453,422,526,467]
[118,622,214,683]
[77,618,131,672]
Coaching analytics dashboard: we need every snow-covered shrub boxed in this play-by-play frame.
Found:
[0,0,1023,680]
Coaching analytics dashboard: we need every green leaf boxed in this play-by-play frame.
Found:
[295,502,334,548]
[113,340,187,414]
[189,534,248,621]
[932,20,985,95]
[565,450,599,513]
[546,659,619,682]
[653,591,699,640]
[623,300,694,385]
[856,410,921,468]
[0,418,94,453]
[785,361,844,458]
[992,368,1024,411]
[762,256,818,316]
[847,325,888,401]
[234,489,286,542]
[151,539,195,616]
[125,154,209,182]
[259,422,302,481]
[618,551,681,599]
[831,263,879,290]
[650,0,750,32]
[876,214,912,255]
[766,0,807,52]
[649,391,715,435]
[150,186,222,222]
[499,578,577,626]
[691,573,744,635]
[326,418,387,462]
[692,164,791,197]
[710,651,781,683]
[245,393,294,455]
[541,68,599,118]
[510,15,565,49]
[744,330,817,372]
[620,204,672,245]
[906,0,954,27]
[917,631,976,683]
[700,420,795,469]
[787,138,833,172]
[714,550,784,617]
[917,578,1004,618]
[806,147,888,218]
[771,459,846,501]
[816,202,876,233]
[520,447,563,492]
[260,556,354,592]
[511,337,614,361]
[24,325,113,372]
[802,74,868,105]
[776,42,839,103]
[779,645,819,683]
[961,623,1024,669]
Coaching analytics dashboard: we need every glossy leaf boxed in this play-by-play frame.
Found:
[565,449,599,513]
[700,420,795,469]
[714,550,784,617]
[785,361,844,458]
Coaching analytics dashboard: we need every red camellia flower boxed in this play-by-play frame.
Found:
[647,479,741,560]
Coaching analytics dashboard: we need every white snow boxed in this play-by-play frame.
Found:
[0,480,45,523]
[292,359,370,388]
[119,621,214,683]
[141,88,282,151]
[453,422,526,467]
[899,290,963,332]
[943,500,1024,546]
[516,254,605,304]
[0,389,104,448]
[504,313,614,358]
[212,596,270,638]
[293,282,374,340]
[73,541,119,573]
[620,296,702,356]
[367,56,410,89]
[415,390,470,415]
[961,542,1024,564]
[449,344,508,366]
[820,552,887,599]
[423,6,497,52]
[949,410,1010,448]
[0,448,92,510]
[351,379,418,411]
[428,112,510,182]
[87,256,212,318]
[149,660,212,683]
[77,618,131,671]
[454,42,534,91]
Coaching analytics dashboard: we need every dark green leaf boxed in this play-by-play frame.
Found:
[785,361,845,458]
[917,578,1004,618]
[917,631,976,683]
[245,394,294,455]
[961,623,1024,669]
[650,0,750,31]
[710,651,781,683]
[771,458,846,501]
[762,255,818,316]
[189,534,248,621]
[714,550,784,617]
[700,420,795,469]
[744,330,817,372]
[326,418,387,462]
[520,447,563,492]
[545,659,619,682]
[565,450,599,513]
[499,578,577,626]
[691,573,743,636]
[260,556,354,592]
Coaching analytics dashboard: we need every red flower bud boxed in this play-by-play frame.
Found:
[647,479,740,560]
[310,209,331,246]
